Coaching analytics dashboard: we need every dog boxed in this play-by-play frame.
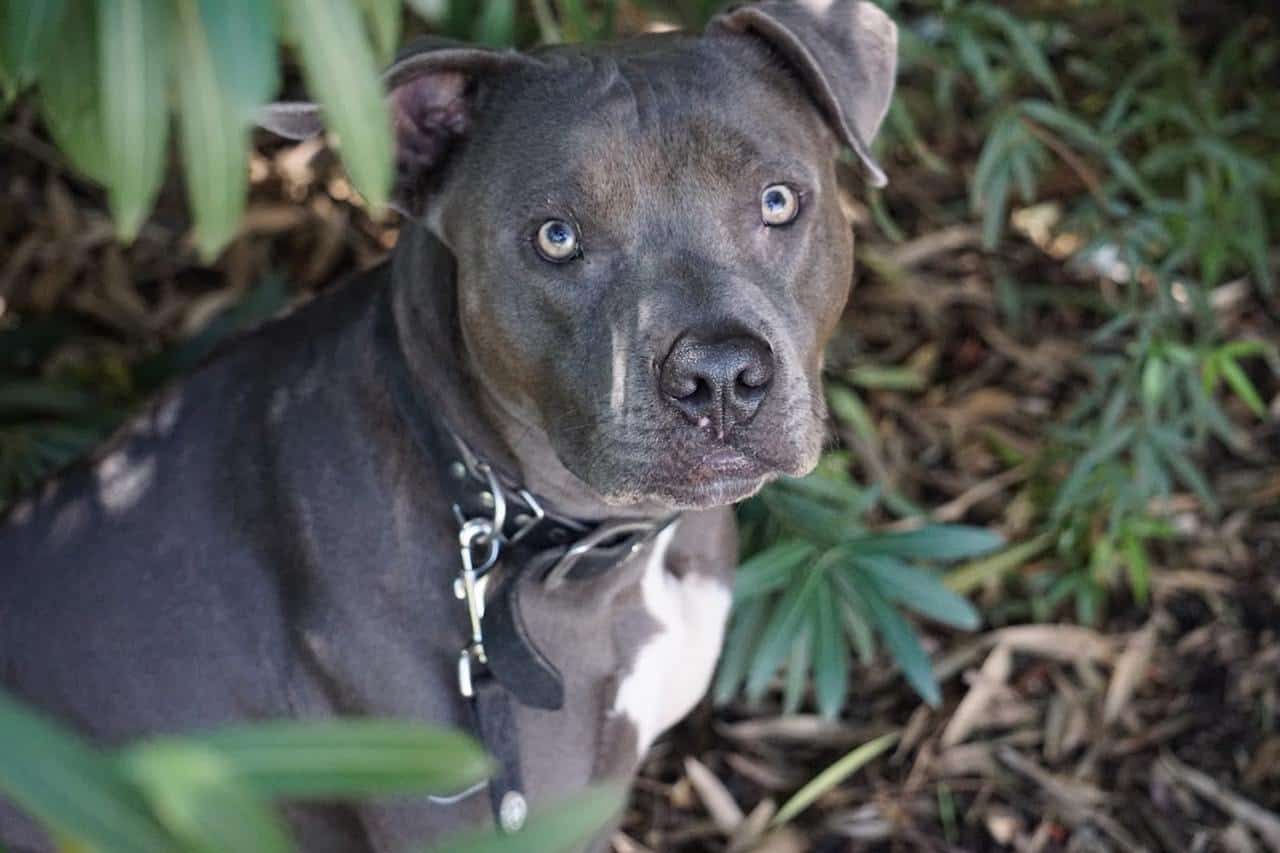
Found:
[0,1,896,848]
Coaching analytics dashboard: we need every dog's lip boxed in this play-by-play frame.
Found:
[700,446,752,470]
[650,471,769,507]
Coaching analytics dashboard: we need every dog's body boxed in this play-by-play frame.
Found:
[0,239,734,849]
[1,4,895,849]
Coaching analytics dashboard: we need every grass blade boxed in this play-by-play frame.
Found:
[771,732,900,827]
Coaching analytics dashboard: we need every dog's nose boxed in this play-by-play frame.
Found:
[659,333,774,437]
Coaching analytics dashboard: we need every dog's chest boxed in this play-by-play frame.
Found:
[609,524,733,755]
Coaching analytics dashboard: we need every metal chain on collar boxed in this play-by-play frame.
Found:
[446,461,531,833]
[452,463,504,701]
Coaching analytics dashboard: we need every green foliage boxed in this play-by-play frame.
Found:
[0,0,393,259]
[715,459,999,714]
[0,687,494,852]
[878,0,1277,622]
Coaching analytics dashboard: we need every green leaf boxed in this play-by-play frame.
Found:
[119,742,291,853]
[1217,356,1267,417]
[1120,532,1150,605]
[1149,427,1219,516]
[771,732,899,827]
[851,556,981,631]
[359,0,402,64]
[781,625,812,715]
[0,0,66,94]
[811,592,849,720]
[1019,99,1108,153]
[732,541,814,602]
[284,0,393,210]
[1052,424,1136,520]
[188,720,493,799]
[98,0,172,240]
[423,784,625,853]
[945,534,1051,595]
[173,0,256,259]
[554,0,592,42]
[851,574,940,706]
[0,689,172,853]
[744,558,827,701]
[980,168,1010,249]
[36,0,109,183]
[968,6,1062,102]
[846,526,1004,562]
[827,384,879,446]
[473,0,515,47]
[713,597,770,705]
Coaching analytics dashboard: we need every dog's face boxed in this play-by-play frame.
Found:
[435,40,861,509]
[265,1,897,510]
[427,2,895,509]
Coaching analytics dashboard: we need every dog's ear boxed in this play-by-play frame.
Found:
[707,0,897,187]
[257,38,533,216]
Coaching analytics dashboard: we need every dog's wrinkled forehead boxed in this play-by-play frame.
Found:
[451,37,832,222]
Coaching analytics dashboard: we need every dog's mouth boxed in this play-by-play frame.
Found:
[589,420,821,509]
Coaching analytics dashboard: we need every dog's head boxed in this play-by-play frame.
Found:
[264,0,896,510]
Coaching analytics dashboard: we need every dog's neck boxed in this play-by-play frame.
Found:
[388,221,664,522]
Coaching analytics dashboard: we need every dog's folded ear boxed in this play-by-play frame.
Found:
[707,0,898,187]
[257,38,534,216]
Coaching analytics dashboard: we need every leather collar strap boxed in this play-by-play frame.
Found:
[374,287,677,831]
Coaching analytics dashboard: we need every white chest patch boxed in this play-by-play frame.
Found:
[612,524,733,756]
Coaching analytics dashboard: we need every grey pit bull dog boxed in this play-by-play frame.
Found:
[0,1,896,849]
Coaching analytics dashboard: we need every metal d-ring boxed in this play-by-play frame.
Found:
[541,519,656,589]
[476,463,507,536]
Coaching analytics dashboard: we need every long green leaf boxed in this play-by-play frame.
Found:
[36,0,109,182]
[423,784,625,853]
[712,597,770,705]
[845,526,1004,562]
[0,0,66,95]
[944,534,1051,594]
[851,574,941,706]
[99,0,172,240]
[119,742,291,853]
[0,690,172,853]
[173,0,256,259]
[771,732,899,827]
[188,719,493,798]
[284,0,393,210]
[811,591,849,720]
[744,559,827,701]
[360,0,402,64]
[732,540,814,602]
[852,555,981,631]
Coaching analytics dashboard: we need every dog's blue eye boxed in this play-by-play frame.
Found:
[535,219,580,262]
[761,184,799,226]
